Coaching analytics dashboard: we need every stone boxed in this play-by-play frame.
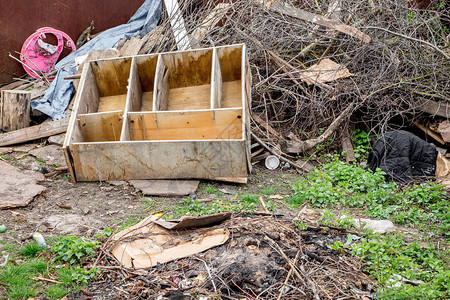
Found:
[29,145,66,167]
[0,160,45,208]
[129,180,200,196]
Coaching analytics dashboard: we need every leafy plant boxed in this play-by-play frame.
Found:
[51,236,99,264]
[351,129,372,161]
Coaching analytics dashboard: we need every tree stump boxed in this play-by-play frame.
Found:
[0,90,31,131]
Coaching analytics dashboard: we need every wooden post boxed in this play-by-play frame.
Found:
[0,90,31,131]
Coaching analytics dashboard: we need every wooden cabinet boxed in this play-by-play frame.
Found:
[63,44,251,183]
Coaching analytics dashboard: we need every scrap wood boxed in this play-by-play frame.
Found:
[252,113,283,138]
[255,0,371,43]
[32,276,63,284]
[164,0,191,50]
[411,119,446,145]
[154,212,231,230]
[0,118,69,147]
[341,127,356,163]
[191,3,232,42]
[129,179,199,196]
[417,99,450,118]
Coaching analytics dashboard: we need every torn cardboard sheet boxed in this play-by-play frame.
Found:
[301,58,353,85]
[129,180,200,196]
[0,161,46,208]
[111,214,230,269]
[154,212,231,230]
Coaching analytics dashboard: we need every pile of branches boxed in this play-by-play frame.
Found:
[82,215,375,299]
[144,0,449,155]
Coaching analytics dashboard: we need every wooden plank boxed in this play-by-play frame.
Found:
[98,95,127,112]
[69,140,248,181]
[341,128,355,163]
[164,0,191,50]
[411,120,446,145]
[153,55,169,111]
[90,57,132,97]
[417,99,450,118]
[192,3,232,42]
[211,48,223,109]
[1,90,31,131]
[76,64,101,115]
[129,109,243,141]
[0,118,69,146]
[141,92,154,111]
[129,179,200,196]
[77,111,123,142]
[161,49,213,88]
[121,58,143,141]
[216,45,242,82]
[167,84,211,110]
[256,0,370,43]
[222,81,242,108]
[136,55,159,92]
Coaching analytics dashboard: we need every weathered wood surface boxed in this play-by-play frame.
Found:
[129,179,200,196]
[128,109,243,140]
[418,99,450,118]
[1,90,31,131]
[70,140,248,181]
[192,3,231,42]
[78,111,123,142]
[164,0,191,50]
[0,118,69,146]
[211,48,223,109]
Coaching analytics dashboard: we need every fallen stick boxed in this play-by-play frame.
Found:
[277,252,299,300]
[265,235,321,300]
[32,276,63,284]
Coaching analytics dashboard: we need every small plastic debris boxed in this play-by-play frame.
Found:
[32,232,47,247]
[265,155,280,170]
[0,225,6,233]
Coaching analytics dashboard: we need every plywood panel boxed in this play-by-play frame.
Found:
[77,64,101,115]
[222,81,242,108]
[141,92,154,111]
[70,140,247,181]
[153,55,169,111]
[211,48,222,109]
[77,111,123,142]
[162,49,213,88]
[167,85,211,110]
[90,58,132,97]
[217,45,242,82]
[98,95,127,112]
[129,109,243,141]
[136,53,159,92]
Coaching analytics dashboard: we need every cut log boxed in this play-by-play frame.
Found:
[0,118,69,146]
[1,90,31,131]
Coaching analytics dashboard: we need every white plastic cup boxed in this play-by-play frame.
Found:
[265,155,280,170]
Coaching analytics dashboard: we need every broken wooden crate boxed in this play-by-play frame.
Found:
[63,44,251,183]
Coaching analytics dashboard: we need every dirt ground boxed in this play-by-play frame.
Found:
[0,143,300,246]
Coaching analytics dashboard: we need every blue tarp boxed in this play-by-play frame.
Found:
[31,0,162,120]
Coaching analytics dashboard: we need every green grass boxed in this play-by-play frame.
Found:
[289,160,450,237]
[0,236,100,300]
[19,241,45,258]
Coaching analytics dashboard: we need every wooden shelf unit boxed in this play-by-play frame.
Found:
[63,44,251,183]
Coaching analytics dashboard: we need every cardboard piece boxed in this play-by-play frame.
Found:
[0,161,45,208]
[129,180,200,196]
[301,58,353,85]
[111,214,230,269]
[155,212,231,230]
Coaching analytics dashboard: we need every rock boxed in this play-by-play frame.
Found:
[42,214,104,235]
[353,218,395,234]
[107,181,128,186]
[48,133,66,146]
[29,145,67,167]
[0,160,46,208]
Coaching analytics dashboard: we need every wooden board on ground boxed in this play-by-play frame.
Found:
[129,179,200,196]
[0,160,46,208]
[0,118,69,147]
[29,145,67,167]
